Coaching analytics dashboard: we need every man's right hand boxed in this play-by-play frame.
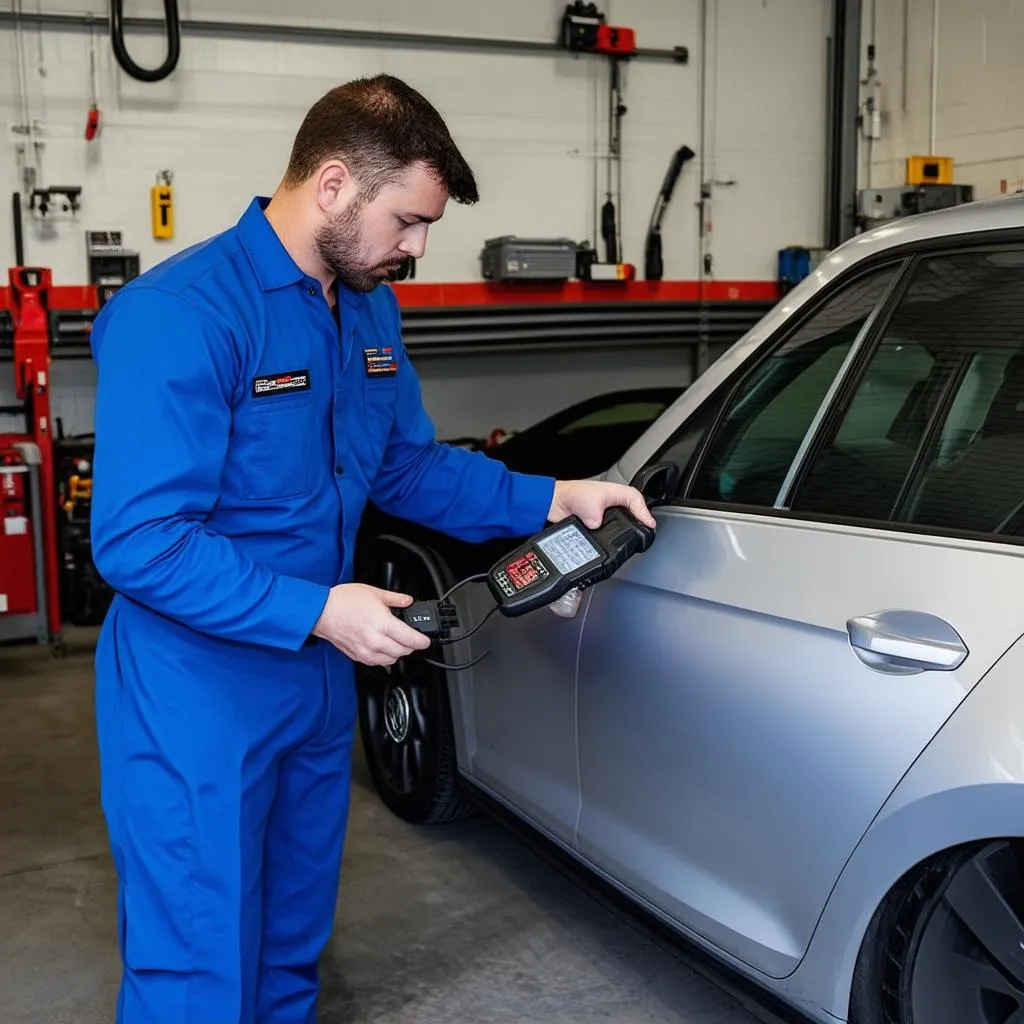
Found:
[311,583,433,666]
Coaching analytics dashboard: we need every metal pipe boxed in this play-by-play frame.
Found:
[0,9,687,62]
[12,193,26,267]
[901,0,909,113]
[929,0,940,154]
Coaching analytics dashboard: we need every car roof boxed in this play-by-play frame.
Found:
[820,192,1024,280]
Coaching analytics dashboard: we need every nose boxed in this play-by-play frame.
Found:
[399,225,428,260]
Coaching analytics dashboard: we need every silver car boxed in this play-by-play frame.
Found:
[355,193,1024,1024]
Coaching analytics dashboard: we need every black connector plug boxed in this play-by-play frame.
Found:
[394,600,460,642]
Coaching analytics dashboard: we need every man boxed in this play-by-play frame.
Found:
[89,74,655,1024]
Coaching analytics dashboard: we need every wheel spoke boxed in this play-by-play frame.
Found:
[951,949,1022,1000]
[945,848,1024,989]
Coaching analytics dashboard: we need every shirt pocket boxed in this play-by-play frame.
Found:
[355,378,399,484]
[245,393,317,501]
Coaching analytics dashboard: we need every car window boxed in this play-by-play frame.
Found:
[790,247,1024,537]
[681,266,900,507]
[557,401,671,434]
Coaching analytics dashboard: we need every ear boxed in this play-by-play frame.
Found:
[315,159,357,214]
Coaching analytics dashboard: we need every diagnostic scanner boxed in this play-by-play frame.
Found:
[485,506,656,616]
[392,506,656,667]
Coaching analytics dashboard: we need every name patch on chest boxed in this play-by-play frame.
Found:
[363,346,398,378]
[251,369,311,398]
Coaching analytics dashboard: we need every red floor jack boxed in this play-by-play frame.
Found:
[0,267,65,656]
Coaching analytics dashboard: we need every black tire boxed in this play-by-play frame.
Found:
[850,840,1024,1024]
[354,539,475,826]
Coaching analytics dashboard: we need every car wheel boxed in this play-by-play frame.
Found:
[851,840,1024,1024]
[354,539,475,826]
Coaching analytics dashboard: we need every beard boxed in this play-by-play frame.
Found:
[313,202,406,293]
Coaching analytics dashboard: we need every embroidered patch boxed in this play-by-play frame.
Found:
[251,369,311,398]
[363,346,398,378]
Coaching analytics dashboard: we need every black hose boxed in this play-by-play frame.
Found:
[110,0,181,82]
[12,192,25,266]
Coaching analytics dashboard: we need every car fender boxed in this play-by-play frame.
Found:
[784,630,1024,1022]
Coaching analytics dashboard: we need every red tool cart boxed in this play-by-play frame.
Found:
[0,439,50,647]
[0,267,65,655]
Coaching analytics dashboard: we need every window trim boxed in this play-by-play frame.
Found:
[647,227,1024,550]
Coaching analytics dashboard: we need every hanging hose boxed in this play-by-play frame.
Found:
[110,0,181,83]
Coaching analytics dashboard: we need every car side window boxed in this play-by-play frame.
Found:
[789,247,1024,537]
[679,267,900,507]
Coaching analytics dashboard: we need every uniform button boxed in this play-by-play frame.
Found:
[308,286,317,297]
[335,464,344,475]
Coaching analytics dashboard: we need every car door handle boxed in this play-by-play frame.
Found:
[846,610,968,674]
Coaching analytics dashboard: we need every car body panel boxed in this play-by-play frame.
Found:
[460,582,585,846]
[781,631,1024,1021]
[574,506,1024,978]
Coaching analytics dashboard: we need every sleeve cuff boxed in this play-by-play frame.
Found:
[507,472,557,535]
[266,575,332,651]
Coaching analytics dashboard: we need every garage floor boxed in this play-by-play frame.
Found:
[1,631,767,1024]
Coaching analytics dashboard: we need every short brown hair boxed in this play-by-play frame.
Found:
[283,74,479,205]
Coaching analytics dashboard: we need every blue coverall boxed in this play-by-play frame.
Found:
[89,196,556,1023]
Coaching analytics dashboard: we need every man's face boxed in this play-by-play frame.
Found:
[314,161,448,293]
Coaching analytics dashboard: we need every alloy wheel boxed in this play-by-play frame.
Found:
[907,841,1024,1023]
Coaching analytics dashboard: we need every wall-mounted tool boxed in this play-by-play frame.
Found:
[85,13,101,141]
[560,2,637,57]
[559,4,639,269]
[29,187,82,218]
[111,0,181,82]
[151,171,174,239]
[643,145,695,281]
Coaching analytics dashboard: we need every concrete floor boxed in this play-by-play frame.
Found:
[0,629,765,1024]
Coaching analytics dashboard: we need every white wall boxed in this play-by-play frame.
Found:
[3,0,831,283]
[1,0,831,437]
[860,0,1024,197]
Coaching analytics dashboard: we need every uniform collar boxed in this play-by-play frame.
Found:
[236,196,305,291]
[237,196,363,313]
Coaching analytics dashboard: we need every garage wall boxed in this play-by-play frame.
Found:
[1,0,830,438]
[860,0,1024,198]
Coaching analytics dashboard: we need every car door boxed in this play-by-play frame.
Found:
[573,242,1024,980]
[458,574,585,849]
[459,391,685,848]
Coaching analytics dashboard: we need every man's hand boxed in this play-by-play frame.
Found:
[547,479,657,530]
[311,583,432,666]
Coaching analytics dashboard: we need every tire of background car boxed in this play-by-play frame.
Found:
[353,535,476,826]
[849,839,1024,1024]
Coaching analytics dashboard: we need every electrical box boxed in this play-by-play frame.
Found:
[857,184,973,229]
[151,172,174,239]
[86,231,140,306]
[480,237,580,282]
[906,155,954,186]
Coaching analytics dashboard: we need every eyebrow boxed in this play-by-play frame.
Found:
[404,213,440,224]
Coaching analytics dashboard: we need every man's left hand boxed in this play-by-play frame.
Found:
[548,479,657,531]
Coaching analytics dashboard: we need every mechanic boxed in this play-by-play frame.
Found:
[88,73,655,1024]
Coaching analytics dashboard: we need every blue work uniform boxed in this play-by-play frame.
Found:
[89,196,555,1024]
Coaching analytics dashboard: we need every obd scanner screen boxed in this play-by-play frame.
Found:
[486,508,655,616]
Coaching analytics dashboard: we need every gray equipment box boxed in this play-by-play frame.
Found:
[857,184,973,228]
[480,236,580,282]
